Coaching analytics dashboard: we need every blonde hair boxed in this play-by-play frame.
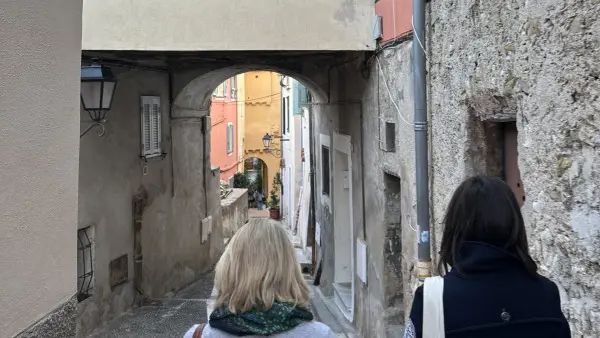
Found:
[214,218,310,313]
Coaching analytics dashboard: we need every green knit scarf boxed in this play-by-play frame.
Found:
[208,301,314,336]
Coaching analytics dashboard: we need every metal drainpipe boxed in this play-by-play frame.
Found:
[308,101,318,277]
[413,0,432,279]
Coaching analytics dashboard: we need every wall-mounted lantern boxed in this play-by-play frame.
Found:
[262,132,292,158]
[262,133,273,149]
[262,133,281,158]
[80,62,118,138]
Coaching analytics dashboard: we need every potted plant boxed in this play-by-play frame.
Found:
[268,173,282,219]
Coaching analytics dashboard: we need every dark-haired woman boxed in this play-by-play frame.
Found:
[404,176,570,338]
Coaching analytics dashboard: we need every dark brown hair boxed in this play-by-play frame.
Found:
[438,176,538,276]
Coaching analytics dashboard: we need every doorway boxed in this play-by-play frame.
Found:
[332,132,354,322]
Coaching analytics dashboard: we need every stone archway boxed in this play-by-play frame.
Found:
[168,64,329,264]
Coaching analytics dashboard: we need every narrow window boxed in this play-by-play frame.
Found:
[282,98,287,133]
[321,146,330,196]
[213,82,227,98]
[230,77,237,99]
[77,225,95,302]
[285,97,290,132]
[141,96,162,159]
[226,123,234,154]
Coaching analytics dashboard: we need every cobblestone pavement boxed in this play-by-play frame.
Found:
[88,219,357,337]
[88,272,215,338]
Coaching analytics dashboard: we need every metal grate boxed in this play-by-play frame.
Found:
[77,226,94,302]
[109,254,129,288]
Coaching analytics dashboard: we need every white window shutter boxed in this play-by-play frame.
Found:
[226,125,230,154]
[141,96,162,158]
[228,125,231,153]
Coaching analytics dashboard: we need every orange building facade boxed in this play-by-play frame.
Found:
[210,77,241,186]
[376,0,412,43]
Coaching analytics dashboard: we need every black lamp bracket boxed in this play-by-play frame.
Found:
[80,120,106,138]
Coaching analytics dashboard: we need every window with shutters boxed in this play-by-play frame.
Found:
[282,98,287,133]
[213,82,227,98]
[226,123,234,154]
[285,97,290,132]
[230,77,237,99]
[141,96,162,158]
[321,146,330,196]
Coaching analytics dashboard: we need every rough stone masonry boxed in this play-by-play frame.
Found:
[428,0,600,336]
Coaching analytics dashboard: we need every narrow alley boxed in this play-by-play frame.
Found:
[88,216,357,338]
[2,1,599,338]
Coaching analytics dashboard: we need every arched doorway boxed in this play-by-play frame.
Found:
[76,49,364,335]
[244,157,268,209]
[171,66,326,210]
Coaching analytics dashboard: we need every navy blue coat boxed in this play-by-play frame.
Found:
[406,242,571,338]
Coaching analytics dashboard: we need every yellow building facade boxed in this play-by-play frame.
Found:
[244,71,281,199]
[236,73,246,173]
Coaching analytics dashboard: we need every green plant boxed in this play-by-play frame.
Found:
[233,172,250,188]
[255,168,263,191]
[268,188,280,210]
[268,173,282,210]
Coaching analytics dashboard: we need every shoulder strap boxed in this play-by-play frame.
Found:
[423,276,445,338]
[192,323,207,338]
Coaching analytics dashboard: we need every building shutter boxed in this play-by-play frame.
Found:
[141,96,162,158]
[226,124,235,154]
[292,81,300,115]
[230,125,234,153]
[226,124,231,154]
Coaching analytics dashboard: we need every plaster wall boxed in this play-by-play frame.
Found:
[237,74,247,173]
[339,42,416,338]
[209,78,239,183]
[294,114,303,212]
[244,71,282,199]
[428,1,600,336]
[221,189,249,238]
[0,0,82,336]
[82,0,376,51]
[309,45,416,337]
[77,69,224,337]
[281,77,296,227]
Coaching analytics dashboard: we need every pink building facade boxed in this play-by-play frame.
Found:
[210,77,240,186]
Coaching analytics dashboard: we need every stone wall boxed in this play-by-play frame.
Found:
[428,0,600,336]
[310,47,416,337]
[222,189,249,238]
[355,42,416,338]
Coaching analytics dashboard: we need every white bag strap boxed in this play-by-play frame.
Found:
[423,276,445,338]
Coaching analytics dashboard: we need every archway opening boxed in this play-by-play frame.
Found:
[244,157,268,209]
[182,69,324,225]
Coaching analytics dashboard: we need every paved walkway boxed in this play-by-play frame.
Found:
[88,218,357,337]
[89,273,215,338]
[248,208,269,218]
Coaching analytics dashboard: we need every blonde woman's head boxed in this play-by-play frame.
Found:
[214,218,310,313]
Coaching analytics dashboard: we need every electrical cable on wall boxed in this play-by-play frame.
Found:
[412,15,428,59]
[375,56,414,128]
